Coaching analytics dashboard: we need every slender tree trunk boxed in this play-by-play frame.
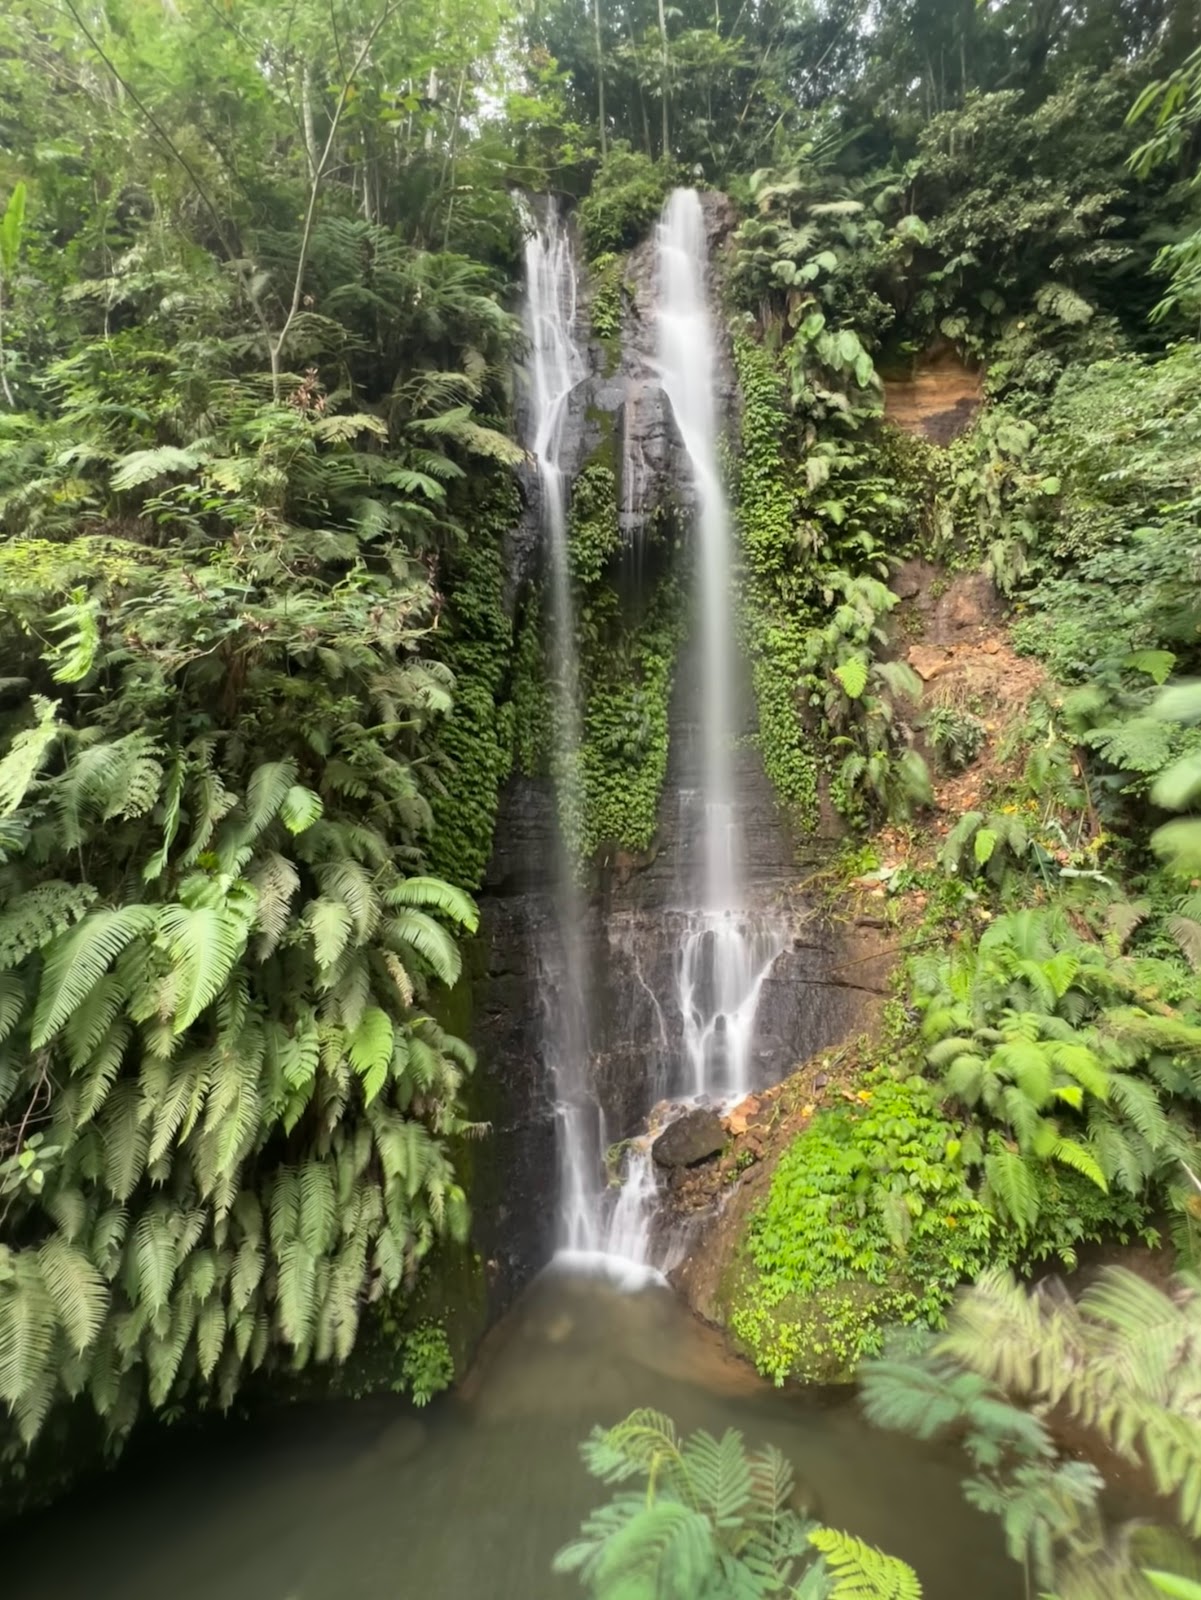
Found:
[657,0,670,159]
[441,68,468,252]
[300,65,320,179]
[0,280,14,408]
[626,17,653,156]
[593,0,607,158]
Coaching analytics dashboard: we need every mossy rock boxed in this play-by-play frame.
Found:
[718,1251,914,1386]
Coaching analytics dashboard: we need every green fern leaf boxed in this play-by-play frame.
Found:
[249,852,300,958]
[233,760,298,847]
[38,1237,107,1353]
[298,1163,336,1255]
[834,654,869,699]
[809,1527,923,1598]
[306,898,354,970]
[142,754,186,881]
[33,905,157,1047]
[110,445,205,491]
[132,1207,178,1313]
[349,1008,394,1104]
[279,784,322,835]
[984,1148,1041,1233]
[1050,1137,1108,1191]
[158,902,252,1033]
[196,1298,227,1381]
[0,696,61,817]
[0,972,26,1044]
[384,875,479,934]
[0,1252,57,1418]
[383,911,461,988]
[0,881,97,968]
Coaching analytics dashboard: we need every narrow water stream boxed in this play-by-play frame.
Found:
[9,1265,1017,1600]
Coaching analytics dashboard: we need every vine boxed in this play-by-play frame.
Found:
[588,252,625,376]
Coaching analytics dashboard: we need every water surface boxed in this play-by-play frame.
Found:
[10,1264,1018,1600]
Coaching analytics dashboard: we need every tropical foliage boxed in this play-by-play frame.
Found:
[862,1266,1201,1600]
[558,1407,921,1600]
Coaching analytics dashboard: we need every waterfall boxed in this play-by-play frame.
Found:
[520,202,599,1256]
[657,188,785,1109]
[656,189,737,919]
[521,191,784,1284]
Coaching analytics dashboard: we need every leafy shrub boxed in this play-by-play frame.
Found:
[557,1408,920,1599]
[399,1322,454,1406]
[588,252,624,349]
[577,146,675,257]
[915,907,1201,1233]
[731,1073,997,1383]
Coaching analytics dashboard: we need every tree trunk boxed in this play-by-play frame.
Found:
[593,0,607,158]
[0,279,14,408]
[626,17,654,156]
[300,65,320,179]
[441,68,469,251]
[657,0,670,159]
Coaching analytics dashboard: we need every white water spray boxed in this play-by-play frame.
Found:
[657,189,785,1106]
[521,202,599,1255]
[522,192,785,1281]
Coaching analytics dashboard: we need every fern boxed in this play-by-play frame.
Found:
[37,1237,107,1354]
[808,1529,923,1599]
[32,905,157,1047]
[109,444,206,490]
[0,880,97,967]
[834,654,869,699]
[384,875,479,933]
[1035,281,1095,325]
[306,898,354,970]
[158,900,253,1033]
[348,1007,394,1102]
[0,696,61,817]
[560,1410,826,1598]
[383,910,461,987]
[985,1148,1041,1232]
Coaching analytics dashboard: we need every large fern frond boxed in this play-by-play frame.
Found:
[32,905,157,1047]
[808,1529,923,1597]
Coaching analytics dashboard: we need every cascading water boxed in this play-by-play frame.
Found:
[588,190,786,1270]
[656,188,786,1107]
[521,191,786,1280]
[520,201,600,1256]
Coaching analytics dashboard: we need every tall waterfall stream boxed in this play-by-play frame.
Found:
[524,190,787,1274]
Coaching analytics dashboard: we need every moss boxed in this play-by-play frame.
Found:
[569,465,688,868]
[425,474,520,889]
[731,334,820,832]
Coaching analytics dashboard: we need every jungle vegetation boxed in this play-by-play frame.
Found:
[0,0,1200,1560]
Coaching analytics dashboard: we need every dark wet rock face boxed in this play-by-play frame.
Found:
[652,1108,726,1168]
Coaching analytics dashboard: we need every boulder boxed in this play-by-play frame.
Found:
[652,1107,726,1169]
